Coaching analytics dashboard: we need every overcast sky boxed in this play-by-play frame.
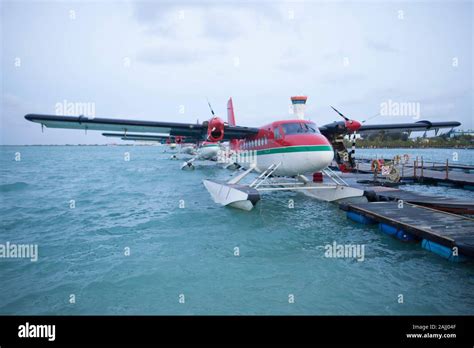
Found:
[1,0,472,145]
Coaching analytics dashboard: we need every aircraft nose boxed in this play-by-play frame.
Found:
[317,134,332,145]
[283,134,333,150]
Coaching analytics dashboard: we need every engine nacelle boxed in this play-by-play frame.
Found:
[345,119,361,132]
[207,117,225,142]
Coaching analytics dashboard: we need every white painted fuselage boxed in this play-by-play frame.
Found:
[235,132,334,176]
[198,142,220,160]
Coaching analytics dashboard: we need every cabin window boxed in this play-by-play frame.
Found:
[274,127,281,139]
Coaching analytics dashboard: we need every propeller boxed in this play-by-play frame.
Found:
[330,106,362,131]
[205,99,217,141]
[330,106,363,166]
[203,99,225,142]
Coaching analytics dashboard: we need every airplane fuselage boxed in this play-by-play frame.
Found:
[180,143,196,155]
[197,141,220,160]
[234,120,334,176]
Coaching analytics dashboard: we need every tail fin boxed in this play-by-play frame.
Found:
[227,97,236,126]
[227,97,239,151]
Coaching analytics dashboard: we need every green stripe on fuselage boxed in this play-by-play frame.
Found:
[256,145,332,156]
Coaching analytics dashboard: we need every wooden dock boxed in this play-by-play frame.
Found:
[362,185,474,215]
[340,201,474,260]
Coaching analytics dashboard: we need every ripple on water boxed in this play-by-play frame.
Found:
[0,182,29,192]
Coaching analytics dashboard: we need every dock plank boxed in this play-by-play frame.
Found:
[342,202,474,257]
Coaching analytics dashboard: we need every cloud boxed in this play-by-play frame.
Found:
[366,39,399,53]
[137,43,225,65]
[201,9,243,40]
[416,89,472,120]
[320,72,366,85]
[1,94,36,144]
[133,2,178,23]
[2,93,25,110]
[277,47,312,71]
[418,89,471,105]
[132,1,280,41]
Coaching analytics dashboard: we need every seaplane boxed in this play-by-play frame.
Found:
[102,132,223,169]
[101,132,200,161]
[178,141,222,170]
[101,103,228,169]
[24,96,461,210]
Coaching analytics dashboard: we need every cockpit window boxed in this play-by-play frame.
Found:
[281,122,320,135]
[305,122,320,134]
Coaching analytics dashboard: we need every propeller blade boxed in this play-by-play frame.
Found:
[207,99,215,116]
[330,106,349,121]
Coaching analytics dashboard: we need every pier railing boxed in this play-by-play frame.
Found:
[352,155,474,188]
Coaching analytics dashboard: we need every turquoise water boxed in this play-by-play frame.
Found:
[1,146,473,315]
[357,148,474,165]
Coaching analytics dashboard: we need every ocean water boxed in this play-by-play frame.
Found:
[0,146,473,315]
[357,147,474,165]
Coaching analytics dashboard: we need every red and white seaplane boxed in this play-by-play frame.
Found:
[101,132,220,168]
[101,133,193,152]
[25,96,460,210]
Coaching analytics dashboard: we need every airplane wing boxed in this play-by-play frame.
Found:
[24,114,259,141]
[102,132,200,143]
[357,120,461,133]
[319,120,461,138]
